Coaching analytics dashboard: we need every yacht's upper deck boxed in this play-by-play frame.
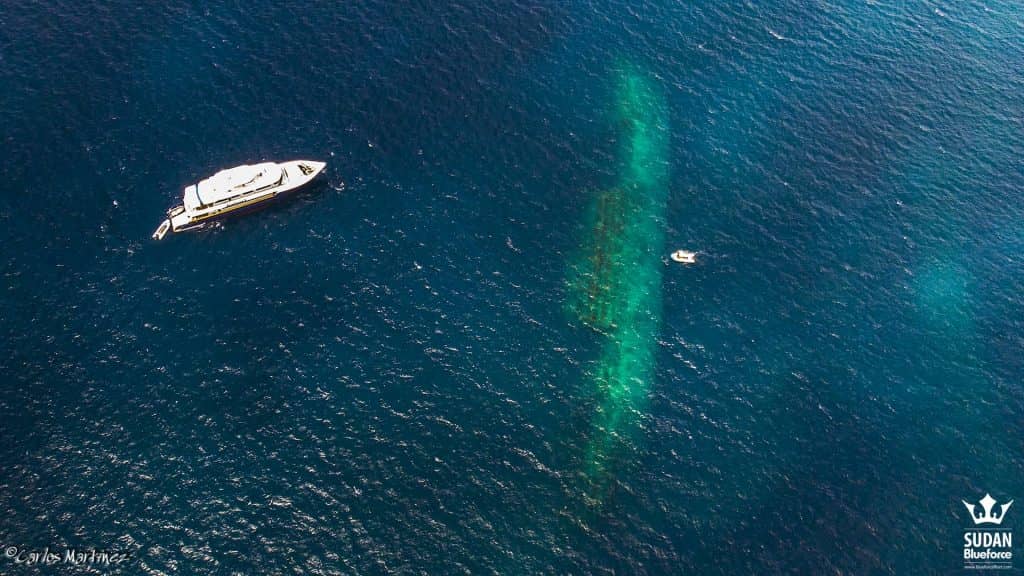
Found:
[184,163,284,210]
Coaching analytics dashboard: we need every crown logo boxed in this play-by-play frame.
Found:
[963,494,1013,525]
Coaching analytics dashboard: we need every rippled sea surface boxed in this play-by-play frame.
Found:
[2,1,1023,574]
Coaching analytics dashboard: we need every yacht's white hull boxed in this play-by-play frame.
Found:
[153,160,327,240]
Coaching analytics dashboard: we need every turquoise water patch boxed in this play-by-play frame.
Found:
[566,64,669,500]
[912,259,973,334]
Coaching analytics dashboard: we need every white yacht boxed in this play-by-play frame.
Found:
[153,160,327,239]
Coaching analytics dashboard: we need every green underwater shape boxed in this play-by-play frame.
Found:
[566,64,669,497]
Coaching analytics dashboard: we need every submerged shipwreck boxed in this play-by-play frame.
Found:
[566,65,670,500]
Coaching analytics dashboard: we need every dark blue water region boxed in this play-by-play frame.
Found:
[1,1,1023,574]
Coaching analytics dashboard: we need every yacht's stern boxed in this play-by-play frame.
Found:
[169,209,195,232]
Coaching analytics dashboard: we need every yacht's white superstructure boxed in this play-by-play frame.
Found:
[153,160,326,239]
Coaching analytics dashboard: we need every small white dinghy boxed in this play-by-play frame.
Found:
[152,219,171,240]
[670,250,697,264]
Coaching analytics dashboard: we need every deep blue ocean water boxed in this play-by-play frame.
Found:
[2,1,1023,574]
